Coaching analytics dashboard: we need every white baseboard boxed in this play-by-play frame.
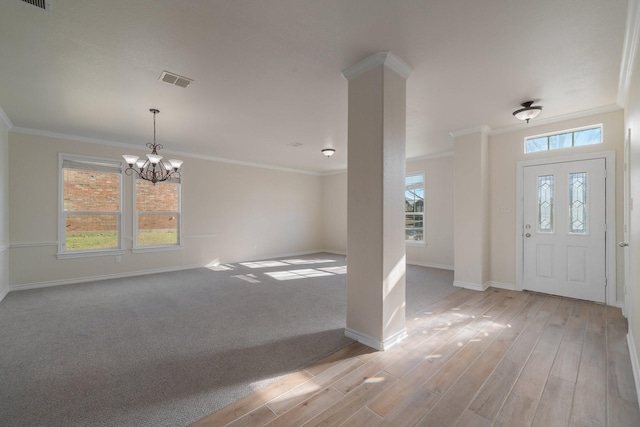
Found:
[9,264,204,291]
[486,281,517,291]
[222,249,329,265]
[8,250,332,292]
[627,329,640,412]
[453,280,490,292]
[407,260,454,270]
[321,249,347,256]
[345,327,408,351]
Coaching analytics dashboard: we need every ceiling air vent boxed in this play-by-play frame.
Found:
[159,71,193,88]
[20,0,52,10]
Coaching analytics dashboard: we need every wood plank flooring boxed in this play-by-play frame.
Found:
[191,288,640,427]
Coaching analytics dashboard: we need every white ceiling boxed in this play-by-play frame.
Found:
[0,0,631,173]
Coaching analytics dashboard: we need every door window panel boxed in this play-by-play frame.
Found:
[537,175,554,233]
[569,172,587,234]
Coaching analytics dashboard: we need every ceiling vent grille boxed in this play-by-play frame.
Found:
[20,0,51,10]
[159,71,193,88]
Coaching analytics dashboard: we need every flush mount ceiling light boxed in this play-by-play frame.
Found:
[513,101,543,123]
[123,109,183,185]
[321,148,336,158]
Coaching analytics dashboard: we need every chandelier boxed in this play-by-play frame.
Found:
[123,109,183,185]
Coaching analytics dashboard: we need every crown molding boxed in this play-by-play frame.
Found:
[10,126,322,176]
[342,51,413,81]
[489,104,622,135]
[617,0,640,107]
[0,106,13,131]
[449,125,492,138]
[318,150,454,176]
[406,150,454,162]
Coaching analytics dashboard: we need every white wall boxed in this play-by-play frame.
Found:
[624,5,640,398]
[406,155,454,269]
[0,113,9,301]
[489,110,625,298]
[322,172,348,254]
[321,154,454,269]
[8,131,324,288]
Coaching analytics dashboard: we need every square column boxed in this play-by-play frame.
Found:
[452,127,491,290]
[342,52,412,350]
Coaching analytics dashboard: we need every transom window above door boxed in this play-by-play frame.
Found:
[525,125,602,154]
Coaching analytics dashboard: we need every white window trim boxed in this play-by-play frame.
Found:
[132,175,183,253]
[405,171,425,244]
[57,153,124,259]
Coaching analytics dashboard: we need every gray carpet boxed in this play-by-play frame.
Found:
[0,253,454,427]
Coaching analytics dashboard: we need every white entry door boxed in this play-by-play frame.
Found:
[523,158,607,302]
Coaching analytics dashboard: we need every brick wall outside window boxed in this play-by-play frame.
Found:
[64,170,119,233]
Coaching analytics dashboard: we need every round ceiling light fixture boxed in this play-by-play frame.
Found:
[321,148,336,158]
[512,101,543,123]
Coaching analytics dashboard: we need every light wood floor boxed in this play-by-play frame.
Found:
[192,288,640,427]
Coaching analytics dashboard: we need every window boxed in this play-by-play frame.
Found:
[59,154,123,257]
[405,172,424,242]
[134,177,181,250]
[525,125,602,154]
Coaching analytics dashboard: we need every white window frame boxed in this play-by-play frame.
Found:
[524,124,603,154]
[57,154,124,259]
[132,175,183,253]
[405,171,425,246]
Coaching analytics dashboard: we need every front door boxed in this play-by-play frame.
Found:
[522,158,606,302]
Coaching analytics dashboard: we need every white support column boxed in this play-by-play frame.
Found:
[452,127,491,291]
[342,52,412,350]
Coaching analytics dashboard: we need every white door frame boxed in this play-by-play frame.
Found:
[622,130,631,316]
[515,150,617,305]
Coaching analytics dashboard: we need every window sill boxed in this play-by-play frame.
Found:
[406,240,427,247]
[132,245,184,254]
[57,249,125,260]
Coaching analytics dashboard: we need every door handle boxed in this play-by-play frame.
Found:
[525,233,531,238]
[619,242,629,247]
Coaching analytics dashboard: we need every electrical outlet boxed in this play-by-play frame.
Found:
[115,256,121,263]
